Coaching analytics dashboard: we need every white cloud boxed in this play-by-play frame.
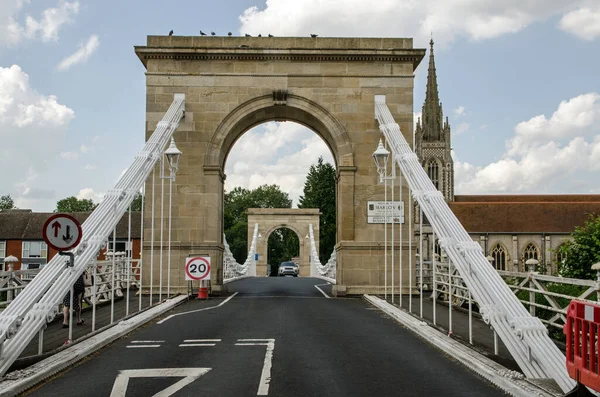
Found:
[80,144,91,153]
[508,92,600,156]
[0,0,79,46]
[559,4,600,41]
[60,151,78,160]
[454,106,466,117]
[239,1,589,47]
[455,93,600,194]
[455,122,470,136]
[76,187,104,203]
[84,164,96,170]
[224,122,334,206]
[57,34,100,71]
[0,65,75,200]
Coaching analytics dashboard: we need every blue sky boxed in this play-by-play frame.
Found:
[1,0,599,211]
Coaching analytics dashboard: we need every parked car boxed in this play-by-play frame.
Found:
[278,261,299,277]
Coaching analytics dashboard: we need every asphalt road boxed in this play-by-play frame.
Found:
[26,277,507,396]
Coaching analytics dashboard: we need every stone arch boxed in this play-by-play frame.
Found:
[522,242,540,270]
[248,208,320,277]
[204,94,354,169]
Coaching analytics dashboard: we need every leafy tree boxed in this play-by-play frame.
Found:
[554,214,600,280]
[298,156,336,263]
[55,196,97,212]
[130,193,143,211]
[224,184,293,264]
[0,194,16,210]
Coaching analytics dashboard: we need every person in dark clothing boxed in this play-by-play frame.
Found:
[62,273,85,327]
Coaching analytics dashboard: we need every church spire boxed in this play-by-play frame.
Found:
[421,38,443,141]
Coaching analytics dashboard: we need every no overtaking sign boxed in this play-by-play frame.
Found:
[185,256,211,281]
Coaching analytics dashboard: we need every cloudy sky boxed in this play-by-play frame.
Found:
[1,0,599,211]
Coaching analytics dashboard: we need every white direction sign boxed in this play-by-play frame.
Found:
[42,213,83,251]
[367,201,404,224]
[185,256,211,281]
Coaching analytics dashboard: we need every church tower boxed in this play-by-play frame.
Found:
[415,39,454,202]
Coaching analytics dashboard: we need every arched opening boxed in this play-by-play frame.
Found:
[266,226,300,276]
[523,243,540,271]
[427,160,440,189]
[222,119,335,279]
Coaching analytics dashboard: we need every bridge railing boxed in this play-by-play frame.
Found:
[307,224,336,281]
[0,94,186,377]
[223,223,259,282]
[374,94,574,392]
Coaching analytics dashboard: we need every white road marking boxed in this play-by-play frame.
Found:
[183,339,221,342]
[314,282,331,298]
[235,339,275,396]
[130,340,165,343]
[179,343,216,347]
[126,345,161,348]
[157,292,238,324]
[109,367,211,397]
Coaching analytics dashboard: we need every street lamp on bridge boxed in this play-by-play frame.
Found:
[160,137,183,298]
[372,139,398,302]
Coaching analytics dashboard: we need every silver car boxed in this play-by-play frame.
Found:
[278,261,299,277]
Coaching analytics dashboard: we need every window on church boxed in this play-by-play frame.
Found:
[427,161,439,189]
[490,243,507,271]
[523,243,540,269]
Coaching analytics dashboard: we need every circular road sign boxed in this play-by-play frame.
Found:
[42,214,83,251]
[185,257,211,281]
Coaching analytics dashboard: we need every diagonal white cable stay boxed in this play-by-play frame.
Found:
[0,95,186,377]
[374,95,573,393]
[308,224,336,279]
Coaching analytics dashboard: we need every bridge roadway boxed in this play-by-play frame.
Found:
[26,277,507,396]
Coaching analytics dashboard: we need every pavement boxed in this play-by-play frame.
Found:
[24,277,509,396]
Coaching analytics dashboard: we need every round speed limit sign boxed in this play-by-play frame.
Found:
[185,257,211,281]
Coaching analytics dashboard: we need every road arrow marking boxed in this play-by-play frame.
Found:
[109,367,210,397]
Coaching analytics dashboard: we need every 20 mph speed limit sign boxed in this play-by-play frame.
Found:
[185,257,211,281]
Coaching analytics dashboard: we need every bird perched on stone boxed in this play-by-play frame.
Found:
[258,34,262,37]
[268,34,273,37]
[200,30,207,36]
[240,44,249,48]
[311,33,318,38]
[245,33,251,37]
[228,32,232,36]
[211,32,215,36]
[169,30,173,36]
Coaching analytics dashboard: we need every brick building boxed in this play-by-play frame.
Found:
[0,209,141,271]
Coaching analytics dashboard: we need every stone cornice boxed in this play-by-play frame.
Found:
[145,72,415,78]
[135,47,425,69]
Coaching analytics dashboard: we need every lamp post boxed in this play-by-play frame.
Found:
[373,139,397,302]
[162,137,182,297]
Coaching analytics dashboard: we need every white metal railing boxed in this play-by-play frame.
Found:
[374,95,574,392]
[308,224,336,280]
[0,94,185,377]
[223,224,259,281]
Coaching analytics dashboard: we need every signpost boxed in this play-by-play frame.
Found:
[185,256,211,299]
[367,201,404,224]
[42,214,83,251]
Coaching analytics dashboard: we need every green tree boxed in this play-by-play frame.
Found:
[0,194,16,210]
[298,156,336,263]
[55,196,97,212]
[224,184,292,264]
[130,193,143,211]
[554,214,600,279]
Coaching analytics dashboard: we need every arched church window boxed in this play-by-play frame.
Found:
[523,243,539,269]
[490,243,507,271]
[427,161,439,189]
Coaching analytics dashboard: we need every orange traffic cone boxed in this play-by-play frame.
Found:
[197,280,208,299]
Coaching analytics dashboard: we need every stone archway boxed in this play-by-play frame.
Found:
[136,35,425,296]
[248,208,320,277]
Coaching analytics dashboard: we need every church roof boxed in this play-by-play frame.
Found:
[450,195,600,233]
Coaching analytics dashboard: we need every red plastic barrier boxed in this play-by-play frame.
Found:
[564,300,600,392]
